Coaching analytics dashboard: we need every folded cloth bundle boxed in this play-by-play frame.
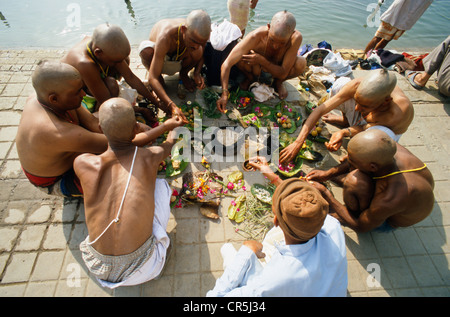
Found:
[210,19,242,51]
[272,178,328,242]
[376,49,404,67]
[323,51,352,77]
[249,82,276,102]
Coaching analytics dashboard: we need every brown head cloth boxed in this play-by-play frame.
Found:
[272,178,329,242]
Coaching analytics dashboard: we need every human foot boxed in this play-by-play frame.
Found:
[322,113,349,127]
[406,71,427,90]
[275,80,288,99]
[179,72,196,92]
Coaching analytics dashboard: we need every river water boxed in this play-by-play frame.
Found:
[0,0,449,50]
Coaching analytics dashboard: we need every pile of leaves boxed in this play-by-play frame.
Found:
[233,184,275,241]
[201,88,222,119]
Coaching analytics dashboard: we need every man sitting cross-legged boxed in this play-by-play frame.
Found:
[75,97,183,288]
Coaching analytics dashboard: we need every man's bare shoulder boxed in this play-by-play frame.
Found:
[150,18,185,41]
[245,26,267,40]
[291,29,303,42]
[391,86,413,108]
[21,98,54,130]
[61,37,92,67]
[74,152,98,168]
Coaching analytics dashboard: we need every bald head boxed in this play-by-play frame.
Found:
[99,98,136,142]
[92,23,131,58]
[186,10,211,39]
[270,10,296,38]
[32,60,81,100]
[356,68,397,103]
[348,129,397,167]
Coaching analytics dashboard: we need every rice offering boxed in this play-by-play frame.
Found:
[216,128,240,146]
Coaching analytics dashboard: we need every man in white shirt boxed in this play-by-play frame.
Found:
[364,0,433,55]
[207,177,348,297]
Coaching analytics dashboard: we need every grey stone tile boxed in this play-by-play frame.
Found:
[1,252,38,283]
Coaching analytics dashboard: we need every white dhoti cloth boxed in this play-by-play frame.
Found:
[139,40,182,76]
[80,178,172,289]
[331,76,367,127]
[367,125,402,142]
[331,77,402,142]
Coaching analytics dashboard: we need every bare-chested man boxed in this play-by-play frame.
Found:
[139,9,211,121]
[61,23,160,120]
[280,68,414,164]
[216,10,306,113]
[306,129,434,233]
[75,98,183,288]
[16,61,108,197]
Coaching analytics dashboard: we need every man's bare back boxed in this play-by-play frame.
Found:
[149,18,186,54]
[61,37,113,97]
[75,146,163,255]
[74,97,182,256]
[369,144,434,228]
[306,130,434,232]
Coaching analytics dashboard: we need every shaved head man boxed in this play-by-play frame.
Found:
[91,24,131,59]
[280,68,414,164]
[61,23,159,120]
[270,10,296,38]
[306,129,434,233]
[217,10,306,112]
[139,9,211,122]
[74,97,183,288]
[16,60,108,197]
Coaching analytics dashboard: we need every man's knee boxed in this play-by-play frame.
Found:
[437,66,450,97]
[105,77,119,97]
[139,47,154,70]
[287,56,306,79]
[343,169,374,211]
[343,170,373,191]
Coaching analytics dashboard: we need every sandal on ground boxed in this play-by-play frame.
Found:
[405,70,425,90]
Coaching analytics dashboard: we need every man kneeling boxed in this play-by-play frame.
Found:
[306,129,435,233]
[75,98,183,288]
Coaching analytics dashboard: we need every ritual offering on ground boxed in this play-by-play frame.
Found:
[272,101,302,134]
[250,183,273,205]
[165,142,189,177]
[230,88,254,110]
[200,87,222,118]
[180,101,203,131]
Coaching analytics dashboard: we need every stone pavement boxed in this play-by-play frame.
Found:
[0,48,449,297]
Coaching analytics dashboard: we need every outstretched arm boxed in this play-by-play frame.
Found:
[132,115,183,147]
[279,80,358,164]
[217,34,260,112]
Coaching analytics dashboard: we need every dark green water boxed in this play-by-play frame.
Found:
[0,0,448,50]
